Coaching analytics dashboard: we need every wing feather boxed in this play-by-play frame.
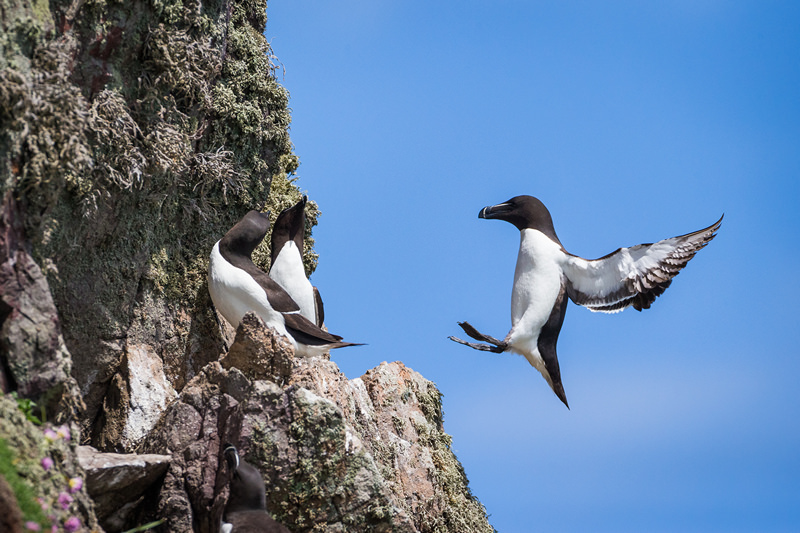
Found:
[564,215,722,313]
[313,286,325,328]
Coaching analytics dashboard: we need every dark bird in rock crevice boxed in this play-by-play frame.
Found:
[220,444,291,533]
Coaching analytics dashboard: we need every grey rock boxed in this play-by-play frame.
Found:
[77,445,171,532]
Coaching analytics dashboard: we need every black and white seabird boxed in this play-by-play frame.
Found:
[269,196,325,328]
[221,445,291,533]
[450,195,722,408]
[208,210,361,357]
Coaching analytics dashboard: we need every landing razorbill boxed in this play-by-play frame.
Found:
[208,210,360,357]
[269,196,325,327]
[221,445,290,533]
[450,195,722,408]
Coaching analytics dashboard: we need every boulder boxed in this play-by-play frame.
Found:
[77,445,171,531]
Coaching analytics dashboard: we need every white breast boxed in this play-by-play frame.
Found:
[208,242,288,338]
[269,242,317,324]
[507,229,565,352]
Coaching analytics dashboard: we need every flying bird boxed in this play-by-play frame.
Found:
[209,210,361,357]
[220,444,291,533]
[269,196,326,327]
[450,195,722,408]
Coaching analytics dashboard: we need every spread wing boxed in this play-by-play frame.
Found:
[563,215,722,313]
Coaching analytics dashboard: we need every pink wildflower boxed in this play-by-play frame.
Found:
[57,491,73,510]
[63,516,81,532]
[43,428,57,442]
[24,522,41,531]
[68,476,83,493]
[56,425,71,441]
[41,456,54,470]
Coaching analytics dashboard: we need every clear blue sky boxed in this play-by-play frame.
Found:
[267,3,800,532]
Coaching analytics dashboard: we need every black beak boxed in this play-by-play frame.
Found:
[479,202,513,220]
[282,196,305,217]
[223,444,239,472]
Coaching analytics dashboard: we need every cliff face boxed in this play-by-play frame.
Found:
[0,0,314,446]
[0,0,495,531]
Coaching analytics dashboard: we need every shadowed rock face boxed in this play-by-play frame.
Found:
[135,313,493,533]
[0,193,83,422]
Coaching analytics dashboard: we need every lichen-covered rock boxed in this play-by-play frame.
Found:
[137,318,492,533]
[243,382,414,533]
[139,359,413,533]
[0,393,102,532]
[290,361,495,533]
[361,364,493,533]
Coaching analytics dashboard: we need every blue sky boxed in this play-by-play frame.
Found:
[266,3,800,532]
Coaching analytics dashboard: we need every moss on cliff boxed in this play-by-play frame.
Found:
[0,0,320,442]
[0,438,49,527]
[1,0,314,305]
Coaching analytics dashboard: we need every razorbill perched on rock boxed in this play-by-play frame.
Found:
[209,210,361,357]
[450,195,722,408]
[221,445,291,533]
[269,196,325,327]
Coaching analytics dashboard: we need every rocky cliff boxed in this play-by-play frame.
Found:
[0,0,494,531]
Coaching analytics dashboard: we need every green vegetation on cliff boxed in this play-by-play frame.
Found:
[0,0,318,438]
